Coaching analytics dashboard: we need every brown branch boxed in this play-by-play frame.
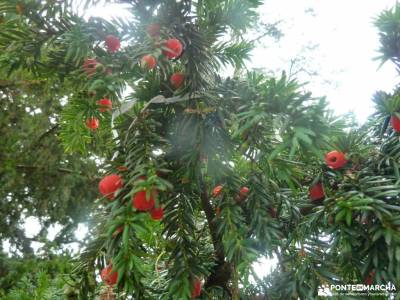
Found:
[16,164,79,174]
[199,176,232,294]
[199,176,224,261]
[36,124,59,143]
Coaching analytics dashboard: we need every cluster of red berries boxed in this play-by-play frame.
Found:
[100,264,118,286]
[83,34,121,130]
[98,172,164,286]
[91,32,174,287]
[212,185,250,210]
[98,173,164,221]
[85,97,113,130]
[83,27,186,131]
[308,150,348,203]
[141,24,186,90]
[212,185,249,200]
[309,115,400,202]
[141,38,183,68]
[212,185,277,218]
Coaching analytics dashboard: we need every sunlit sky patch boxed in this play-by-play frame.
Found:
[252,0,398,121]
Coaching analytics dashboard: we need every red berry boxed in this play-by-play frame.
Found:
[236,186,250,203]
[98,174,123,200]
[212,185,223,197]
[239,186,250,197]
[105,35,120,53]
[170,72,185,89]
[325,150,347,169]
[268,208,277,218]
[112,226,123,237]
[191,278,202,298]
[364,271,375,285]
[162,38,183,59]
[309,182,325,201]
[150,207,164,220]
[85,117,99,130]
[132,190,156,211]
[82,58,99,76]
[391,115,400,132]
[100,264,118,286]
[146,23,161,37]
[97,98,112,112]
[215,207,221,216]
[141,55,157,70]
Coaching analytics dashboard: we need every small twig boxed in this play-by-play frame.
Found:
[199,175,224,261]
[16,164,85,175]
[31,124,59,148]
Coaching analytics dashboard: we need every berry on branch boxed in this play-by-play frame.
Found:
[239,186,249,197]
[132,190,156,211]
[215,207,221,216]
[236,186,250,203]
[97,98,112,112]
[150,206,164,220]
[98,174,123,200]
[105,35,121,53]
[100,264,118,286]
[141,55,157,70]
[162,38,183,59]
[112,226,124,237]
[325,150,347,169]
[170,72,185,89]
[85,117,99,130]
[309,182,325,202]
[212,185,223,197]
[268,208,277,218]
[364,271,375,285]
[191,278,202,298]
[82,58,99,76]
[390,114,400,132]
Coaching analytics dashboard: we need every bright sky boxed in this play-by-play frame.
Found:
[4,0,399,279]
[252,0,399,121]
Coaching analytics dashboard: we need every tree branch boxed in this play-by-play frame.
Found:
[16,164,81,174]
[36,124,59,144]
[199,176,224,262]
[199,175,232,294]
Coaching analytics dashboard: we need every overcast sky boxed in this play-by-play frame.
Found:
[252,0,399,121]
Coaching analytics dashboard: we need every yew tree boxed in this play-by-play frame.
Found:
[1,1,400,299]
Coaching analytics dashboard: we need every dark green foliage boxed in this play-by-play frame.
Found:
[0,75,99,255]
[0,250,73,299]
[375,2,400,70]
